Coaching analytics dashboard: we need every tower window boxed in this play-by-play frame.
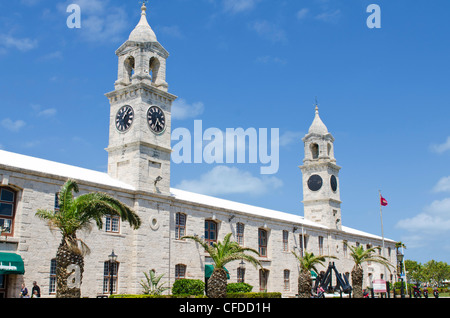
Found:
[149,57,160,84]
[124,56,135,84]
[310,143,319,159]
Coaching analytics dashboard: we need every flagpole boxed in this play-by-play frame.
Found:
[379,190,387,290]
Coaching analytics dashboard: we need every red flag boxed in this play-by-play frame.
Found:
[380,195,388,206]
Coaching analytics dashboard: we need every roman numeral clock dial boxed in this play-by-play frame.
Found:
[115,105,134,132]
[147,106,166,134]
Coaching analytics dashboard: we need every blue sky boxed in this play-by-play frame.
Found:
[1,0,450,264]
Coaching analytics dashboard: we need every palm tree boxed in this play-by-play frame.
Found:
[345,243,393,298]
[140,269,170,295]
[182,232,262,298]
[292,250,335,298]
[36,179,141,298]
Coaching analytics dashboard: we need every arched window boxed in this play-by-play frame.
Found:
[310,143,319,159]
[175,264,186,280]
[124,56,135,84]
[283,270,290,291]
[258,229,268,257]
[149,57,160,84]
[0,187,17,236]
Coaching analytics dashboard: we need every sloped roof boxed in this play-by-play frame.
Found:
[0,149,394,242]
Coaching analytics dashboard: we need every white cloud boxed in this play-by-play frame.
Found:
[279,131,304,147]
[172,99,205,120]
[315,9,341,23]
[0,34,38,52]
[430,136,450,154]
[31,104,57,117]
[1,118,26,132]
[175,165,283,197]
[433,176,450,193]
[396,198,450,235]
[296,8,309,20]
[249,20,287,44]
[223,0,261,14]
[58,0,128,43]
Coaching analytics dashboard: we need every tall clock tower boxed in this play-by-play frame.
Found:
[105,3,177,195]
[299,105,342,230]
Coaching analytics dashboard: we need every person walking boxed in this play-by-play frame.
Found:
[31,281,40,298]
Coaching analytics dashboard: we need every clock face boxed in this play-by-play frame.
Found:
[115,105,134,132]
[330,175,337,192]
[147,106,166,134]
[307,175,323,191]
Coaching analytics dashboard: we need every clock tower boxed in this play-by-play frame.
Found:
[105,3,177,195]
[300,105,342,230]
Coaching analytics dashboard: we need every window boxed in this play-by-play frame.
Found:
[258,229,268,257]
[236,223,244,246]
[175,213,186,239]
[149,57,160,84]
[124,56,135,84]
[299,234,307,257]
[205,220,217,246]
[283,270,290,291]
[282,230,289,252]
[318,236,324,254]
[175,264,186,280]
[310,143,319,159]
[105,215,120,233]
[343,241,348,257]
[103,261,119,294]
[259,269,269,292]
[49,259,57,294]
[0,187,16,236]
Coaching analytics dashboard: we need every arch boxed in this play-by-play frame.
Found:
[310,143,319,159]
[149,56,160,84]
[124,56,135,84]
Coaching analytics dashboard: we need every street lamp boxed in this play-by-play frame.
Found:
[397,251,405,298]
[108,250,118,296]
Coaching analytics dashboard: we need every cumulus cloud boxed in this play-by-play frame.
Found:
[175,165,283,197]
[0,34,38,52]
[249,20,287,44]
[1,118,26,132]
[430,136,450,154]
[172,99,205,120]
[223,0,261,14]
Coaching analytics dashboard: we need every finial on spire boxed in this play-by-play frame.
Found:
[141,0,148,15]
[314,96,319,114]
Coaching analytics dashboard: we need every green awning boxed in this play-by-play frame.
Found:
[0,253,25,275]
[205,265,230,279]
[311,270,318,279]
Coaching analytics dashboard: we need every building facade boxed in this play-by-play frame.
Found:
[0,4,397,298]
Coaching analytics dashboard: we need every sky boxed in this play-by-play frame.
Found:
[1,0,450,264]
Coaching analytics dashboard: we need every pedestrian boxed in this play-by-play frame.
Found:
[20,283,29,298]
[31,281,41,298]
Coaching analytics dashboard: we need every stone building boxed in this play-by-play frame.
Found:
[0,4,397,298]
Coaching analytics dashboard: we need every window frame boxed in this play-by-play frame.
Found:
[0,187,17,237]
[205,220,218,246]
[175,213,186,240]
[258,228,268,257]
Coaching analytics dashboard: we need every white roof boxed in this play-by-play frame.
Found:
[308,106,329,135]
[0,150,134,191]
[0,149,394,242]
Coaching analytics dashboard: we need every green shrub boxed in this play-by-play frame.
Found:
[227,282,253,293]
[172,279,205,296]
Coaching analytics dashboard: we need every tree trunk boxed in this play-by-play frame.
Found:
[351,265,364,298]
[56,235,84,298]
[207,268,227,298]
[298,268,312,298]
